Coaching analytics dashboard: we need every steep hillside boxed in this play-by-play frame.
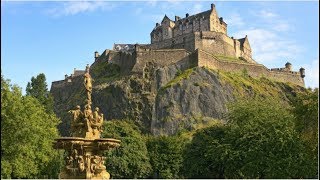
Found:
[51,60,306,136]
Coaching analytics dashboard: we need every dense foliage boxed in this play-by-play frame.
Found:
[26,73,54,113]
[147,135,188,178]
[183,97,318,178]
[1,75,61,178]
[102,120,152,179]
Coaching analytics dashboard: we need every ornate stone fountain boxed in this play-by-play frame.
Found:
[53,65,120,179]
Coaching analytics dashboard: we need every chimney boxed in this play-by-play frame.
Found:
[299,67,305,78]
[186,13,189,18]
[156,23,159,27]
[211,3,215,10]
[175,16,180,22]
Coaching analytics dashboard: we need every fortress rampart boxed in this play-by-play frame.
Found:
[196,49,304,86]
[51,3,305,89]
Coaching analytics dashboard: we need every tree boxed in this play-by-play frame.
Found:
[26,73,54,113]
[291,88,318,174]
[183,97,317,179]
[102,120,152,179]
[147,135,188,179]
[1,75,61,178]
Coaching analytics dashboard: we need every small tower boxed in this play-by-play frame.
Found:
[299,67,305,78]
[285,62,292,71]
[94,51,100,61]
[65,74,68,80]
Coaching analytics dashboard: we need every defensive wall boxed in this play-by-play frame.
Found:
[144,31,255,64]
[196,49,304,86]
[52,47,304,89]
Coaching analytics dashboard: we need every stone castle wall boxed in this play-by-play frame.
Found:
[197,49,304,86]
[132,48,194,74]
[145,31,255,64]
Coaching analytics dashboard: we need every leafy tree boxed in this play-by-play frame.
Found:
[183,97,317,179]
[102,120,152,179]
[147,135,188,178]
[1,75,61,178]
[291,88,318,173]
[26,73,54,113]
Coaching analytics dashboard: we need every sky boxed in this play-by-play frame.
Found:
[1,0,319,93]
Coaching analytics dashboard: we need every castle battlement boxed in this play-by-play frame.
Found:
[52,3,305,88]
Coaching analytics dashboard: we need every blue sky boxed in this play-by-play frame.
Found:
[1,1,319,93]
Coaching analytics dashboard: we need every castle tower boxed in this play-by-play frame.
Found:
[299,67,305,78]
[285,62,292,71]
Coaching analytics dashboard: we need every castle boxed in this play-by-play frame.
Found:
[52,3,305,88]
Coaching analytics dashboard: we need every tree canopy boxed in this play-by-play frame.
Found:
[1,74,61,178]
[183,97,318,179]
[26,73,54,113]
[147,135,188,179]
[102,120,152,179]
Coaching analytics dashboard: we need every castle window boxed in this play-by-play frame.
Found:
[165,29,168,35]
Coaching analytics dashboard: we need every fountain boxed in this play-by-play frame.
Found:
[53,65,120,179]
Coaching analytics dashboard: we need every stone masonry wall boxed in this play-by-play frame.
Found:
[197,49,304,86]
[132,49,194,74]
[146,33,195,52]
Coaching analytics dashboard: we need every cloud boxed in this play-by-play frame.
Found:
[225,13,245,27]
[258,10,277,18]
[302,58,319,88]
[233,28,302,64]
[46,1,116,17]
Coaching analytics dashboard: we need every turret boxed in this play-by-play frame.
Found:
[211,3,215,10]
[285,62,292,71]
[299,67,305,78]
[94,51,100,61]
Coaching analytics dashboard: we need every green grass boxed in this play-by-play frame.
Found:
[208,67,303,100]
[214,55,247,63]
[90,62,121,84]
[160,68,194,91]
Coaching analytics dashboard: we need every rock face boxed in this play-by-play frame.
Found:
[51,61,303,136]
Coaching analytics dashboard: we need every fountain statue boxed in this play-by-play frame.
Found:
[53,65,120,179]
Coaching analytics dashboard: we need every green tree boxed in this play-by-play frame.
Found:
[1,75,61,178]
[102,120,152,179]
[183,97,317,179]
[26,73,54,113]
[147,135,188,178]
[291,88,318,174]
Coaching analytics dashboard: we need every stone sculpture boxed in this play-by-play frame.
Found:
[53,65,120,179]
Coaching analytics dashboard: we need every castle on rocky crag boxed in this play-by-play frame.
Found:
[52,3,305,88]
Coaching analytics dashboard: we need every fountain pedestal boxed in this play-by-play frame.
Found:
[53,66,120,179]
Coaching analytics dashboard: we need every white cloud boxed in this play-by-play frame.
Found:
[46,1,116,17]
[225,13,245,27]
[233,28,302,64]
[259,10,277,18]
[302,58,319,88]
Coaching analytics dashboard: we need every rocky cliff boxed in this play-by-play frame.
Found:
[51,59,305,136]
